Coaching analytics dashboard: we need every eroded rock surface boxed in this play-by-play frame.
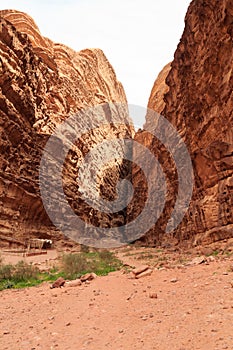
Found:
[0,10,132,247]
[130,0,233,246]
[147,62,171,115]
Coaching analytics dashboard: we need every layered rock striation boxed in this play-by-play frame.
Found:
[0,10,132,247]
[130,0,233,246]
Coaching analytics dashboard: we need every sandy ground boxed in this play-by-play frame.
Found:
[0,248,233,350]
[0,250,58,267]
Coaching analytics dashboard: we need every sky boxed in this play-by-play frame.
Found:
[1,0,191,122]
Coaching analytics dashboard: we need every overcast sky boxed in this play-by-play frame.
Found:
[2,0,191,115]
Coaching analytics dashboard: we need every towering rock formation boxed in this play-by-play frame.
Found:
[0,10,132,247]
[131,0,233,246]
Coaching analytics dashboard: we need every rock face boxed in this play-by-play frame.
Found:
[0,10,127,134]
[0,10,132,247]
[147,63,171,114]
[131,0,233,246]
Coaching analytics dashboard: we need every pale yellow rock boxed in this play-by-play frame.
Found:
[65,279,82,287]
[135,269,153,279]
[132,265,149,276]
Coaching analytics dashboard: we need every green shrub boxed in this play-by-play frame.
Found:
[13,261,39,282]
[98,250,115,263]
[0,263,14,280]
[61,253,91,279]
[1,280,15,289]
[61,251,122,279]
[0,260,39,285]
[0,250,122,291]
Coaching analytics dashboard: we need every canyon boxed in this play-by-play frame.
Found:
[0,0,233,250]
[0,2,233,349]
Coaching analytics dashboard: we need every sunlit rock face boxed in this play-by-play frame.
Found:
[129,0,233,247]
[147,63,171,115]
[0,10,133,247]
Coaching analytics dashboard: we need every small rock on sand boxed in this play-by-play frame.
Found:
[80,272,97,282]
[149,292,158,299]
[51,277,65,289]
[65,279,82,287]
[132,265,149,276]
[136,269,153,279]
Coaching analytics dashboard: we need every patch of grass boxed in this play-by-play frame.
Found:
[61,251,122,279]
[0,260,40,290]
[212,250,220,256]
[0,250,122,291]
[0,260,39,281]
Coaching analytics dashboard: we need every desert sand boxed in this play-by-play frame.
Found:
[0,248,232,350]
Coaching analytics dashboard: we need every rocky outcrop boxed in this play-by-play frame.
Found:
[0,10,127,134]
[0,10,132,247]
[147,63,171,114]
[131,0,233,246]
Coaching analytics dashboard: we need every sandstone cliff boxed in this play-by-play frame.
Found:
[147,62,171,114]
[0,10,132,247]
[131,0,233,246]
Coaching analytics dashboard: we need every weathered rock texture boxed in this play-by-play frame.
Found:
[0,10,132,247]
[131,0,233,246]
[147,63,171,114]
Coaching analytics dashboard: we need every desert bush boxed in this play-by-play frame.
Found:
[61,251,122,279]
[0,260,39,284]
[98,250,115,263]
[61,253,91,279]
[13,261,39,282]
[0,263,14,280]
[1,280,14,289]
[0,251,122,290]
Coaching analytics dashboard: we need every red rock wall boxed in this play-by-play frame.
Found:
[147,63,171,115]
[0,10,132,247]
[132,0,233,246]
